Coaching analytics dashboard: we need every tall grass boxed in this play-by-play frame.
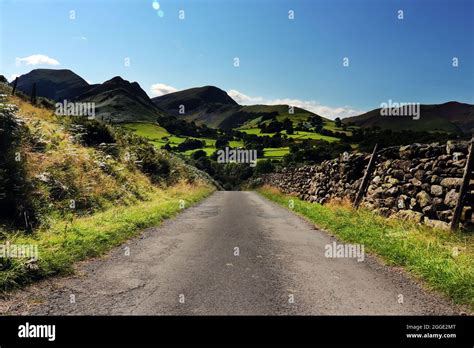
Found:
[0,182,214,292]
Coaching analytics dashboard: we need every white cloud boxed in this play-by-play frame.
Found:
[228,89,264,104]
[73,36,88,41]
[227,89,364,119]
[150,83,178,97]
[9,74,19,82]
[15,54,60,66]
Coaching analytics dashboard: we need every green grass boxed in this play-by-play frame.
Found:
[122,122,248,159]
[257,186,474,310]
[239,128,262,135]
[0,183,214,292]
[184,148,216,156]
[263,147,289,158]
[122,122,338,160]
[238,128,339,142]
[322,120,354,136]
[121,122,170,140]
[121,123,188,147]
[285,130,339,142]
[229,140,244,148]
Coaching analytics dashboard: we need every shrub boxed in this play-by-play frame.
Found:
[191,149,207,160]
[132,143,171,183]
[0,103,36,230]
[254,159,275,175]
[176,138,205,152]
[69,118,116,147]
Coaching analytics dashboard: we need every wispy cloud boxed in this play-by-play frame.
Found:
[73,36,88,41]
[150,83,178,97]
[15,54,60,66]
[227,90,264,104]
[228,89,364,119]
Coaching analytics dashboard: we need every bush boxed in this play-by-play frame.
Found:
[176,138,205,152]
[192,149,207,160]
[254,160,275,175]
[0,103,36,230]
[132,143,171,183]
[69,118,116,147]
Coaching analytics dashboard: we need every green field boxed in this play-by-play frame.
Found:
[122,121,343,160]
[238,110,355,137]
[322,120,354,136]
[238,128,340,142]
[122,122,248,158]
[263,147,290,158]
[122,122,170,140]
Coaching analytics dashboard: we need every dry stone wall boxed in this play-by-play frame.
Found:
[259,141,472,229]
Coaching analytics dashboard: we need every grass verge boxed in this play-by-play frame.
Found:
[0,182,214,293]
[257,185,474,310]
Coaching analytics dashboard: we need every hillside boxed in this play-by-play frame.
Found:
[343,102,474,133]
[75,76,166,123]
[11,69,165,123]
[0,80,217,290]
[152,86,331,129]
[234,104,331,128]
[12,69,91,101]
[152,86,240,128]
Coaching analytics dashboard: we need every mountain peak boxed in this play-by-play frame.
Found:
[103,76,126,84]
[12,68,89,100]
[191,85,238,105]
[152,85,237,107]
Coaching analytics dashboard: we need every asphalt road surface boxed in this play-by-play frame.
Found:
[6,191,458,315]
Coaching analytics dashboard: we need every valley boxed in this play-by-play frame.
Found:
[5,68,471,190]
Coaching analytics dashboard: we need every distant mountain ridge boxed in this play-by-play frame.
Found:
[152,86,327,129]
[152,86,241,128]
[343,101,474,133]
[12,69,164,123]
[10,69,473,132]
[74,76,165,123]
[12,69,90,101]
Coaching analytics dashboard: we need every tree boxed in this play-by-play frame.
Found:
[191,149,207,160]
[309,115,322,127]
[215,138,229,149]
[335,117,342,128]
[254,159,275,175]
[176,138,205,152]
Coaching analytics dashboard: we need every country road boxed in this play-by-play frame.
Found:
[5,191,458,315]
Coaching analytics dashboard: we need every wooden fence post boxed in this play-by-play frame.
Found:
[353,144,379,208]
[450,138,474,231]
[12,77,18,95]
[30,83,37,104]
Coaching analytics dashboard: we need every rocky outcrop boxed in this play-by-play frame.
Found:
[259,141,472,229]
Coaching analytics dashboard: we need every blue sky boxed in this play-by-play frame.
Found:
[1,0,473,118]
